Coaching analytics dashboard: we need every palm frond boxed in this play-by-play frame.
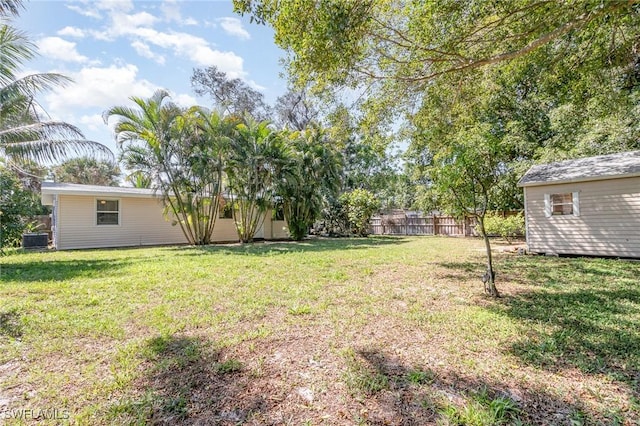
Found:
[0,24,36,85]
[0,121,85,142]
[1,138,114,164]
[0,72,72,100]
[0,0,24,18]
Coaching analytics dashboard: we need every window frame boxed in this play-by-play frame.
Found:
[544,191,580,218]
[95,198,121,226]
[272,203,285,221]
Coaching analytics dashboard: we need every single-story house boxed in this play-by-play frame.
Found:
[518,150,640,258]
[41,182,289,250]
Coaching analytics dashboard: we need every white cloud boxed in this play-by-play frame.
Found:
[173,93,197,108]
[130,40,165,64]
[38,37,89,63]
[113,11,158,32]
[92,10,159,40]
[66,4,102,19]
[79,114,107,132]
[95,0,134,14]
[161,0,198,26]
[129,28,245,76]
[218,17,250,40]
[182,17,198,26]
[57,26,86,38]
[45,64,157,119]
[60,3,249,79]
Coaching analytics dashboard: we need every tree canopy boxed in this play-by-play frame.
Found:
[52,157,121,186]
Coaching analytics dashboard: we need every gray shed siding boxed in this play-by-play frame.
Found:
[524,176,640,257]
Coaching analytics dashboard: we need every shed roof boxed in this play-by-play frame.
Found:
[518,150,640,187]
[41,182,158,205]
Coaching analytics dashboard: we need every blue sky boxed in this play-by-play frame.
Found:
[16,0,288,155]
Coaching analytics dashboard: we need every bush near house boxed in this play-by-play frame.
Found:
[0,167,46,249]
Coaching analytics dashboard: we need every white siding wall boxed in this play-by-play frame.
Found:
[525,177,640,257]
[270,220,289,239]
[213,218,240,242]
[57,195,188,250]
[56,195,288,249]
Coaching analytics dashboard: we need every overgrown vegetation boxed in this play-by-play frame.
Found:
[339,188,380,236]
[1,237,638,424]
[0,166,46,248]
[477,213,525,244]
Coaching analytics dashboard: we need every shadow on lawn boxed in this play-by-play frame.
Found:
[437,261,485,281]
[171,236,410,257]
[0,258,133,283]
[496,287,640,393]
[346,347,615,425]
[110,335,270,425]
[491,256,640,397]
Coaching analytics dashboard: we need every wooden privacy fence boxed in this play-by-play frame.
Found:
[370,213,479,237]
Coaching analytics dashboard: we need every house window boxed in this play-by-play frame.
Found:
[545,192,580,217]
[97,199,119,225]
[219,203,234,219]
[273,203,285,221]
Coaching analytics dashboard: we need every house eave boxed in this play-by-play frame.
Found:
[518,170,640,188]
[40,183,158,206]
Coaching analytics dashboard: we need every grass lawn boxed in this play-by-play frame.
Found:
[1,236,639,425]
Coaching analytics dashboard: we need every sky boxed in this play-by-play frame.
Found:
[15,0,288,156]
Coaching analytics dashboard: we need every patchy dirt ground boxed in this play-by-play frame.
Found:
[1,237,638,425]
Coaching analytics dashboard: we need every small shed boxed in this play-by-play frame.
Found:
[518,151,640,258]
[41,182,289,250]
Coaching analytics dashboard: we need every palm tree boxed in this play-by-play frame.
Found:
[107,91,227,245]
[225,115,288,243]
[0,3,112,166]
[277,126,342,240]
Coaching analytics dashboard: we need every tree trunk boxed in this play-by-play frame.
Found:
[477,215,500,298]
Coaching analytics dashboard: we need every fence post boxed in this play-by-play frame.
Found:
[433,213,438,235]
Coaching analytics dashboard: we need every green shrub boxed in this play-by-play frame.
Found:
[0,167,45,249]
[477,212,525,243]
[339,189,380,236]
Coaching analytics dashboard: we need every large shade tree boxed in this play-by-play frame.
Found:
[106,91,227,245]
[191,65,272,122]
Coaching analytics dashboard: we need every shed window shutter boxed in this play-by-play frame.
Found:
[544,194,551,218]
[572,191,580,217]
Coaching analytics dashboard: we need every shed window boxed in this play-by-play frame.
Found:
[97,199,119,225]
[544,192,580,217]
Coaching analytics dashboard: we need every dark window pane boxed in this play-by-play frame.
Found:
[219,204,233,219]
[97,212,119,225]
[273,205,285,221]
[97,200,119,212]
